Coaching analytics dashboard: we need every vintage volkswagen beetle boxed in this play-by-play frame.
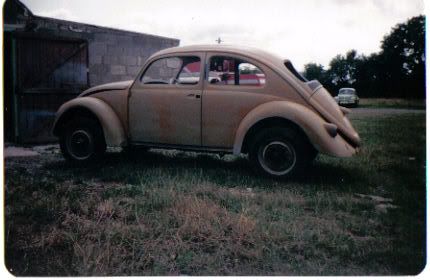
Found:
[52,45,360,178]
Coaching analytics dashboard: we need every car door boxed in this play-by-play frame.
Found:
[129,53,204,146]
[202,53,275,148]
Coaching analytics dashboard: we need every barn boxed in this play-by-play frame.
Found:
[3,0,179,143]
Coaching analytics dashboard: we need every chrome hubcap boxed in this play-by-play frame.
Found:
[258,141,296,176]
[67,130,93,160]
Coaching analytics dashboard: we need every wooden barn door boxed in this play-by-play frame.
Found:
[15,36,89,143]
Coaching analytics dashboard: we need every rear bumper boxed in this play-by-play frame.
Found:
[339,100,357,105]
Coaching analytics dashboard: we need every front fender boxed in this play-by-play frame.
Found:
[233,101,357,157]
[53,97,126,147]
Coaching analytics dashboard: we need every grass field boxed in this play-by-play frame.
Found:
[4,112,426,276]
[359,98,425,109]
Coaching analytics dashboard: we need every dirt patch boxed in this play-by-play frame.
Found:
[4,146,40,158]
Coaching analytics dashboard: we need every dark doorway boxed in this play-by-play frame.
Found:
[4,34,89,143]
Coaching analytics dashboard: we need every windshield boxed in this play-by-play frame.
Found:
[339,89,355,95]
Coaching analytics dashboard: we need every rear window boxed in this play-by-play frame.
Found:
[284,60,308,82]
[208,56,265,86]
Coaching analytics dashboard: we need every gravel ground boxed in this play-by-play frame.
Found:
[349,107,425,118]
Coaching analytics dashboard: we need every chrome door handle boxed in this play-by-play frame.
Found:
[187,93,201,99]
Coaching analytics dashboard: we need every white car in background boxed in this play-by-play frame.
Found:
[335,88,359,107]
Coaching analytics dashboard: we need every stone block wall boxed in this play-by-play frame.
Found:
[32,16,180,86]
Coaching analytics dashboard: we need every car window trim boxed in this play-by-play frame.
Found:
[204,53,267,89]
[139,54,204,87]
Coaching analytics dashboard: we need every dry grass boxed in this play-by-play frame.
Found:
[4,113,426,276]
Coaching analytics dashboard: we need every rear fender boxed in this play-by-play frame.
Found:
[233,101,356,157]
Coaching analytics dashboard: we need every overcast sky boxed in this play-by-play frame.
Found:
[21,0,424,70]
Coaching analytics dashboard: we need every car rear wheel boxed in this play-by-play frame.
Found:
[249,127,315,178]
[60,117,106,162]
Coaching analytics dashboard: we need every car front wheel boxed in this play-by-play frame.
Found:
[249,127,314,178]
[59,117,106,162]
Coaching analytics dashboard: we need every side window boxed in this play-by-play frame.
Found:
[177,58,201,85]
[238,62,266,86]
[141,56,201,85]
[208,56,265,86]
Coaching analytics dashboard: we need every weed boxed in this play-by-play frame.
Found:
[4,113,426,275]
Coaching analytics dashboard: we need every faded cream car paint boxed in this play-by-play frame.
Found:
[129,52,205,146]
[53,44,360,159]
[53,96,126,146]
[201,51,307,148]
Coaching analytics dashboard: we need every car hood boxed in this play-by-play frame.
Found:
[79,80,133,97]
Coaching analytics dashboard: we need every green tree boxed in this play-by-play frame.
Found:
[354,53,383,98]
[328,50,360,88]
[303,63,325,81]
[302,63,334,92]
[379,15,425,98]
[302,15,425,99]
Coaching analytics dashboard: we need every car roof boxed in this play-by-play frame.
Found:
[151,44,286,66]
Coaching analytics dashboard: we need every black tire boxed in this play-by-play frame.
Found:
[308,146,319,162]
[249,126,315,178]
[59,117,106,162]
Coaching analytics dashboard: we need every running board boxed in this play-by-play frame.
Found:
[130,142,233,154]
